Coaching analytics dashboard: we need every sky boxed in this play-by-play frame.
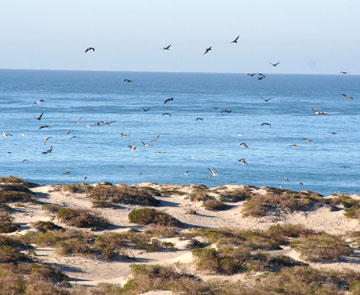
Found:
[0,0,359,74]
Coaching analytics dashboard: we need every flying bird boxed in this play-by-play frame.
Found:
[341,94,354,99]
[257,74,266,80]
[33,99,44,105]
[69,136,79,140]
[311,107,328,115]
[221,109,232,113]
[164,97,174,104]
[43,137,52,145]
[85,47,95,53]
[124,79,133,83]
[303,138,315,145]
[203,47,212,55]
[39,125,50,129]
[261,97,273,102]
[2,131,13,137]
[208,168,219,177]
[239,158,248,165]
[340,72,348,74]
[34,112,44,120]
[128,145,136,151]
[65,130,71,134]
[284,177,289,182]
[101,120,115,126]
[61,171,71,175]
[142,107,152,112]
[121,132,128,137]
[184,170,189,176]
[141,141,151,147]
[196,117,204,121]
[153,135,160,142]
[75,117,82,124]
[247,73,256,77]
[270,62,280,67]
[230,35,239,43]
[42,146,53,154]
[162,112,172,117]
[261,122,271,127]
[289,144,299,147]
[163,44,171,50]
[240,142,249,149]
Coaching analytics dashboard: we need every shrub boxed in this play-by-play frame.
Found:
[31,221,64,232]
[267,224,317,239]
[290,233,353,262]
[61,183,92,194]
[220,188,253,202]
[0,176,25,184]
[87,185,160,207]
[0,246,29,263]
[0,211,19,233]
[128,208,183,227]
[0,183,34,203]
[202,199,229,211]
[56,208,110,229]
[189,189,211,201]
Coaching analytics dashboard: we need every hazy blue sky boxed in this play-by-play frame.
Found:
[0,0,359,74]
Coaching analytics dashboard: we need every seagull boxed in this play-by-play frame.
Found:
[139,170,146,175]
[84,121,91,128]
[239,158,248,165]
[22,159,29,162]
[65,130,71,134]
[230,35,239,43]
[196,117,204,121]
[299,182,304,186]
[121,132,128,137]
[155,151,166,154]
[153,135,160,142]
[208,168,219,177]
[85,47,95,53]
[204,47,212,55]
[284,177,289,182]
[142,107,152,112]
[303,138,315,144]
[240,142,249,149]
[340,72,348,74]
[184,170,189,176]
[33,99,44,105]
[75,117,82,124]
[69,136,79,140]
[39,125,50,129]
[237,133,243,137]
[257,74,266,80]
[42,146,53,154]
[247,73,256,77]
[270,62,280,67]
[44,137,52,145]
[311,107,328,115]
[141,141,151,147]
[329,132,337,135]
[21,133,25,137]
[61,171,71,175]
[261,122,271,127]
[164,97,174,104]
[101,120,115,126]
[341,94,354,99]
[221,109,232,113]
[163,44,171,50]
[2,131,13,137]
[128,145,136,151]
[124,79,133,83]
[162,112,172,117]
[261,97,273,102]
[289,144,299,147]
[34,112,44,120]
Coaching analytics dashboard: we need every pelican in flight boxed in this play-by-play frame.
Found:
[303,138,315,144]
[33,99,44,105]
[85,47,95,53]
[163,44,171,50]
[239,158,248,165]
[270,62,280,67]
[261,122,271,127]
[341,94,354,99]
[230,35,239,43]
[164,97,174,104]
[142,107,152,112]
[128,145,136,151]
[2,131,13,137]
[162,112,171,117]
[240,142,249,149]
[208,168,219,177]
[34,112,44,120]
[42,146,53,154]
[204,47,212,55]
[311,107,328,115]
[44,137,52,145]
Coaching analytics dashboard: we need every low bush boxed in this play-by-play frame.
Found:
[290,233,353,262]
[0,183,34,203]
[61,183,92,194]
[128,208,183,227]
[0,211,19,233]
[56,208,110,229]
[0,176,25,184]
[202,199,229,211]
[0,245,29,263]
[220,188,254,202]
[87,185,160,207]
[31,221,64,232]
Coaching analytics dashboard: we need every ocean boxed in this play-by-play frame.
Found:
[0,69,359,195]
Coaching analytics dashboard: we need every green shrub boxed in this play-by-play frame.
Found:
[220,188,253,202]
[0,183,34,203]
[61,183,92,194]
[0,211,19,233]
[0,246,29,263]
[56,208,110,229]
[31,221,64,232]
[128,208,183,227]
[202,199,229,211]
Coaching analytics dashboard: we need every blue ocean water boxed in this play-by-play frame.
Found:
[0,69,359,195]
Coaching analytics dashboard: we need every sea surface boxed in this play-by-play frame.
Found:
[0,69,359,195]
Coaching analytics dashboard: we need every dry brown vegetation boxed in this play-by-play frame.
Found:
[128,208,184,227]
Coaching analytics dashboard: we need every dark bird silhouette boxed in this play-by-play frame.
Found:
[75,117,82,124]
[239,158,248,165]
[33,99,44,105]
[289,144,299,147]
[261,97,273,102]
[85,47,95,53]
[162,112,172,117]
[261,122,271,127]
[230,35,239,43]
[124,79,133,83]
[303,138,315,145]
[22,159,29,162]
[164,97,174,104]
[62,171,71,175]
[2,131,13,137]
[121,132,128,137]
[240,142,249,149]
[221,109,232,113]
[69,136,79,140]
[128,145,136,151]
[257,74,266,80]
[204,47,212,55]
[341,94,354,99]
[270,62,280,67]
[299,182,304,186]
[39,125,50,129]
[101,120,115,126]
[340,72,348,74]
[141,141,151,147]
[196,117,204,121]
[42,146,53,154]
[142,107,152,112]
[184,170,189,175]
[311,107,328,115]
[247,73,256,76]
[163,44,171,50]
[44,137,52,145]
[34,112,44,120]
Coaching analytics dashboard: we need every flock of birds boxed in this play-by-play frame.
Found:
[1,35,357,185]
